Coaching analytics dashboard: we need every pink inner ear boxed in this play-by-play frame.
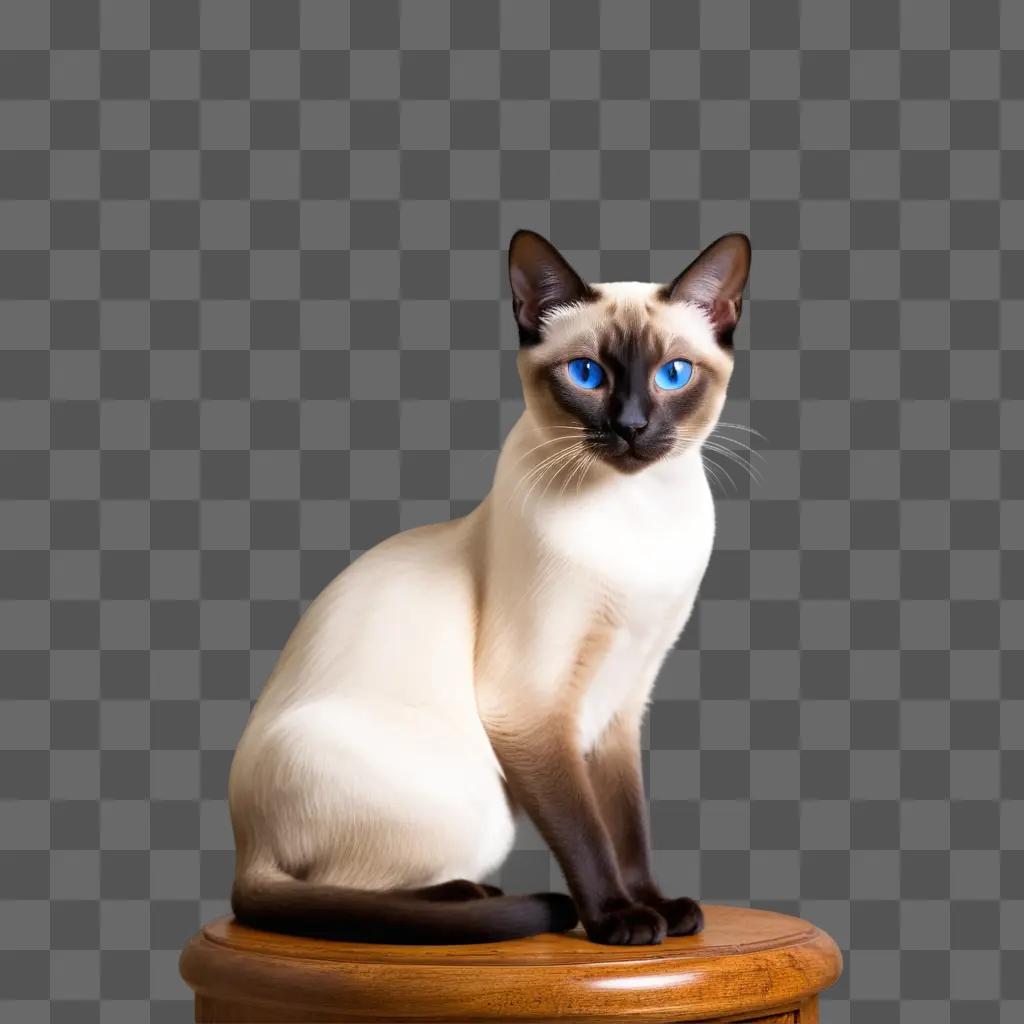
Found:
[707,297,741,332]
[514,295,540,332]
[509,266,538,329]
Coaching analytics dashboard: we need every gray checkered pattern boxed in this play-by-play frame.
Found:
[1,1,1021,1021]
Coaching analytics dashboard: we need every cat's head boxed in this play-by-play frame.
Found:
[509,230,750,474]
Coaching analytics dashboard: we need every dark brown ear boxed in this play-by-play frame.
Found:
[661,233,752,347]
[508,229,595,346]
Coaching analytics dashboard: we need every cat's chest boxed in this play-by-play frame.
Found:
[576,605,678,751]
[537,464,715,750]
[537,464,715,599]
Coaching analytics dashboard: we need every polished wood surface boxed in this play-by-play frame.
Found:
[180,904,842,1023]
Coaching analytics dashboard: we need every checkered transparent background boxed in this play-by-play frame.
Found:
[1,1,1023,1021]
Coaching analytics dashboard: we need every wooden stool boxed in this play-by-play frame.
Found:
[180,904,842,1023]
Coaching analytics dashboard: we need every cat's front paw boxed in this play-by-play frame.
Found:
[649,896,704,936]
[584,903,667,945]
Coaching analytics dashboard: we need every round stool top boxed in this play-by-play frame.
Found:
[181,904,842,1023]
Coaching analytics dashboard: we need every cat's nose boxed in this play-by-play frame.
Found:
[612,417,648,444]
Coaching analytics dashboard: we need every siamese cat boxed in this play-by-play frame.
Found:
[229,230,752,946]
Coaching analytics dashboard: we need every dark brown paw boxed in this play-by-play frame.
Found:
[651,896,704,936]
[479,883,505,897]
[585,903,667,945]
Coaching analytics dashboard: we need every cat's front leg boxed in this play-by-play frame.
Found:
[484,715,668,945]
[586,709,704,937]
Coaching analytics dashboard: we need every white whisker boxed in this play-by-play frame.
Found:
[509,431,597,469]
[701,441,762,484]
[716,421,767,441]
[702,452,736,492]
[513,441,589,513]
[560,448,594,498]
[575,451,597,497]
[520,449,584,514]
[701,455,728,494]
[707,430,766,464]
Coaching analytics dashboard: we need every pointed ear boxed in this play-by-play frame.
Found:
[508,229,594,346]
[662,233,752,347]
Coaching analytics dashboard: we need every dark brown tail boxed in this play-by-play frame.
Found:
[231,875,578,944]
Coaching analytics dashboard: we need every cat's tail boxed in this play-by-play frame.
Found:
[230,873,578,944]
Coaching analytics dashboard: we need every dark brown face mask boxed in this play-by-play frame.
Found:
[509,229,751,472]
[542,328,710,473]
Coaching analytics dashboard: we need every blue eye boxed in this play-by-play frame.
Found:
[654,358,693,391]
[567,358,605,390]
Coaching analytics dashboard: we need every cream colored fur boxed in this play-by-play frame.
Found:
[229,282,730,893]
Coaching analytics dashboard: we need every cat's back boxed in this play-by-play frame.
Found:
[248,511,484,718]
